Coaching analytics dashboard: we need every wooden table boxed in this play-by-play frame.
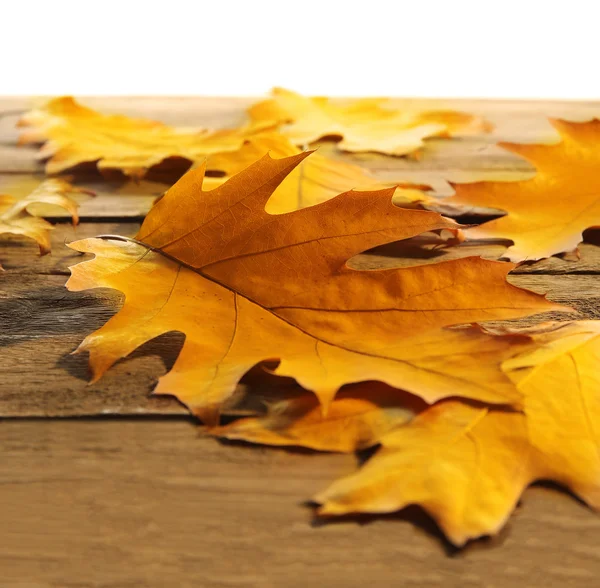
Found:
[2,97,600,587]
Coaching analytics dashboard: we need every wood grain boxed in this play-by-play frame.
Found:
[3,222,600,276]
[2,419,600,588]
[0,138,538,175]
[1,223,599,417]
[0,269,597,417]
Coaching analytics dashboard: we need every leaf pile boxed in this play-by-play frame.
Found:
[9,92,600,547]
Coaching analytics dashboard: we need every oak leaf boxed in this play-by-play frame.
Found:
[211,325,552,452]
[0,178,88,268]
[211,383,426,453]
[209,315,538,451]
[203,133,433,213]
[248,88,492,156]
[446,119,600,261]
[66,153,560,423]
[18,97,270,179]
[316,321,600,546]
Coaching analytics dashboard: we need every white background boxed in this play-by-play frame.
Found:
[2,0,598,98]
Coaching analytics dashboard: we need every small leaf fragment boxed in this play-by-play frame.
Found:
[211,382,426,453]
[0,178,88,266]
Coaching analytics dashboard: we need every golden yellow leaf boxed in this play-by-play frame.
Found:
[66,153,561,423]
[316,321,600,546]
[203,133,432,213]
[211,382,427,453]
[18,96,270,179]
[248,88,492,156]
[446,119,600,261]
[0,178,88,267]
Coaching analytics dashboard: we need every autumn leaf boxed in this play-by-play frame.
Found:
[0,178,89,268]
[66,153,561,424]
[211,324,548,452]
[316,321,600,546]
[446,119,600,261]
[248,88,492,156]
[18,96,271,179]
[211,382,426,453]
[203,133,433,213]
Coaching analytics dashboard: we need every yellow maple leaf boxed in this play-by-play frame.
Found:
[18,96,270,179]
[0,178,89,267]
[66,153,561,424]
[446,119,600,261]
[316,321,600,546]
[248,88,492,156]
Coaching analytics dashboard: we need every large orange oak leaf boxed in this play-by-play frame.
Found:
[248,88,492,156]
[446,119,600,261]
[203,133,433,213]
[316,321,600,546]
[1,178,90,268]
[66,153,561,423]
[18,97,270,179]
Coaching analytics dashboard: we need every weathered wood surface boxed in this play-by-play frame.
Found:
[1,221,599,417]
[3,419,600,588]
[1,97,600,417]
[1,97,600,584]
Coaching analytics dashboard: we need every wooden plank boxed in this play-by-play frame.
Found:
[0,267,282,417]
[0,168,533,223]
[0,271,186,415]
[1,252,598,416]
[3,95,600,137]
[0,138,537,175]
[2,419,600,587]
[0,222,139,274]
[3,222,600,276]
[2,96,598,226]
[0,174,163,219]
[354,236,600,275]
[0,96,252,136]
[2,96,599,179]
[0,269,289,417]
